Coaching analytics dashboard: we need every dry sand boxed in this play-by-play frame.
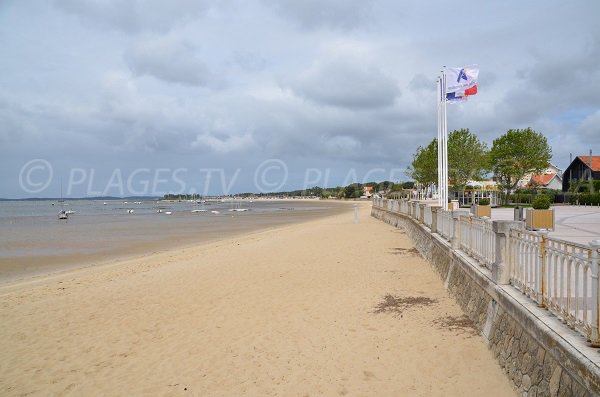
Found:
[0,202,515,396]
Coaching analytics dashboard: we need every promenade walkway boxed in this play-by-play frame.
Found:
[490,205,600,245]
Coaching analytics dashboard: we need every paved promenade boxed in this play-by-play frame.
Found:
[488,205,600,245]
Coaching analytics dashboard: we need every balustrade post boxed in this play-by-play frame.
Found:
[451,210,469,250]
[590,239,600,347]
[430,206,441,234]
[492,220,522,285]
[419,204,426,224]
[537,231,549,307]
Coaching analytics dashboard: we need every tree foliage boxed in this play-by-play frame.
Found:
[447,128,489,189]
[489,128,552,204]
[407,129,489,189]
[407,139,438,186]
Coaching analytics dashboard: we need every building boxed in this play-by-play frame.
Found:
[516,163,562,190]
[451,179,499,207]
[562,154,600,192]
[362,186,373,198]
[528,173,563,190]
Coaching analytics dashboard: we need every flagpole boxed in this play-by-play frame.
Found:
[442,67,448,210]
[436,77,442,207]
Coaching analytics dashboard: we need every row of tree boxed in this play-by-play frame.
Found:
[163,181,415,201]
[407,128,552,204]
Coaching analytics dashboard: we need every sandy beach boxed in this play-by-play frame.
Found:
[0,202,515,396]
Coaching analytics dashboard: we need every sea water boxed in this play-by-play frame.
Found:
[0,199,345,283]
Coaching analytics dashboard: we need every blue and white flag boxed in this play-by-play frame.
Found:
[445,65,479,94]
[445,92,468,104]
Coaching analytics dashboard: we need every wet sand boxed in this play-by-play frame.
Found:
[0,202,515,396]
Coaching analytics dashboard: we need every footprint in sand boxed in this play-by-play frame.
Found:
[363,370,376,381]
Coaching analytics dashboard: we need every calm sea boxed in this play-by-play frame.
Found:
[0,199,347,283]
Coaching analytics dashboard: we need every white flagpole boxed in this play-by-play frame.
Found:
[436,77,442,207]
[442,66,448,210]
[442,67,449,210]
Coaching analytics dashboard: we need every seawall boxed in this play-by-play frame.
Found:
[372,205,600,397]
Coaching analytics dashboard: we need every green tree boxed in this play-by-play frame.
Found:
[407,139,438,186]
[447,128,489,189]
[343,183,361,199]
[489,128,552,205]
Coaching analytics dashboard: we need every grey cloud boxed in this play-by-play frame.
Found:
[125,37,217,87]
[291,58,400,110]
[232,52,267,72]
[494,38,600,126]
[409,74,432,92]
[54,0,211,34]
[263,0,374,29]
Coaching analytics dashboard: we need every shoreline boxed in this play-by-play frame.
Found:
[0,200,354,285]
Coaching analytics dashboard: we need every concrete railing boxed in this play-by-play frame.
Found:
[373,197,600,346]
[460,215,496,270]
[423,205,433,228]
[509,229,600,343]
[437,207,453,240]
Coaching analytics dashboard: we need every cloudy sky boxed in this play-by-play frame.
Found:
[1,1,599,197]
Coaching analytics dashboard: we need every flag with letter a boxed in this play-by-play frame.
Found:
[445,65,479,103]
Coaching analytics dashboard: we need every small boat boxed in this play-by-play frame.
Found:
[103,202,107,205]
[65,210,76,215]
[157,209,163,213]
[127,209,134,214]
[165,211,172,215]
[210,210,220,214]
[57,180,68,220]
[191,198,207,213]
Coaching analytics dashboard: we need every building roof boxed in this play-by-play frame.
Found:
[364,186,373,191]
[576,156,600,171]
[531,173,560,186]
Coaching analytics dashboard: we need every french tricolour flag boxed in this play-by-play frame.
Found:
[445,65,479,104]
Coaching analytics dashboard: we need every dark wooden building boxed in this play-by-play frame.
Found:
[562,155,600,191]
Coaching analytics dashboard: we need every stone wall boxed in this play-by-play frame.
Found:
[371,206,600,397]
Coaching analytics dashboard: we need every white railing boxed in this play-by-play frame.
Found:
[438,209,452,241]
[509,230,596,339]
[423,205,433,228]
[400,199,409,215]
[372,197,600,344]
[545,238,593,337]
[459,215,495,270]
[509,229,541,300]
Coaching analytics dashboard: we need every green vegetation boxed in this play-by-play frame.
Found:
[407,139,438,186]
[489,128,552,205]
[477,198,490,206]
[407,129,489,191]
[161,180,411,200]
[569,193,600,206]
[447,129,489,189]
[532,195,551,210]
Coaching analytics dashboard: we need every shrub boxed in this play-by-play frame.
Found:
[578,193,600,206]
[478,198,490,205]
[532,195,551,210]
